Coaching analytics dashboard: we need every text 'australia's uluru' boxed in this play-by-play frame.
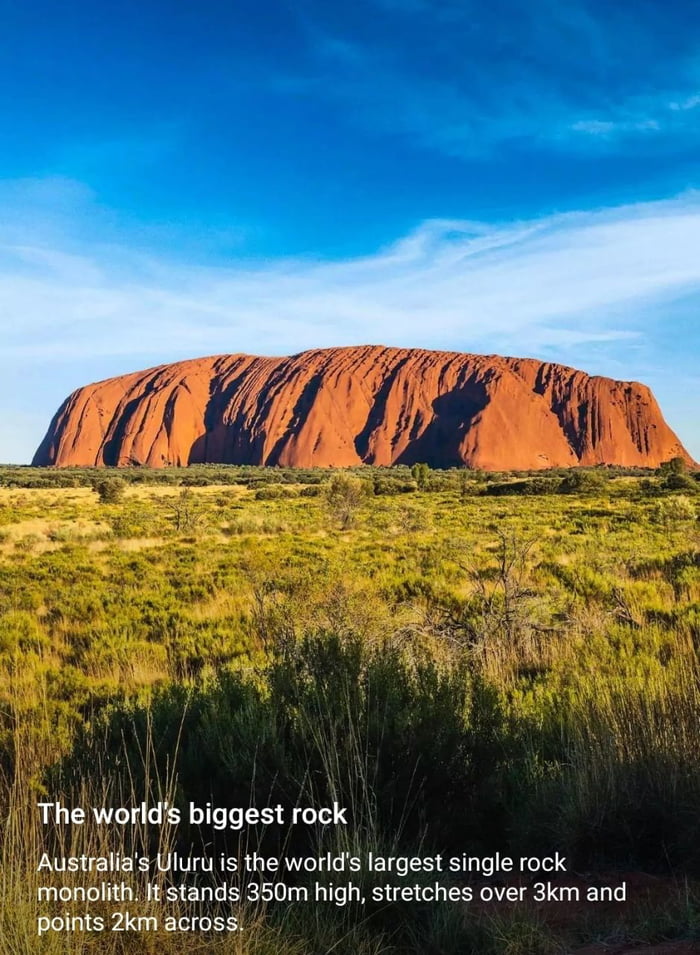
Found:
[33,346,693,470]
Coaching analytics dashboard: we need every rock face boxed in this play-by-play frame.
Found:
[33,346,693,470]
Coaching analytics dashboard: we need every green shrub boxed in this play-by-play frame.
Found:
[411,462,430,490]
[558,470,608,494]
[93,476,126,504]
[652,496,696,525]
[325,473,368,529]
[662,471,697,491]
[485,478,559,496]
[372,477,417,495]
[59,632,510,858]
[658,456,688,476]
[255,484,298,500]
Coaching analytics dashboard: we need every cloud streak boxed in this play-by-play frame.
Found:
[2,184,700,360]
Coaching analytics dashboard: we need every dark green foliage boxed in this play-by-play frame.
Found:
[512,685,700,874]
[639,477,663,497]
[92,476,126,504]
[299,484,322,497]
[372,476,418,495]
[254,484,299,500]
[411,462,431,489]
[658,456,688,476]
[662,471,697,491]
[485,477,560,496]
[558,469,608,494]
[0,462,661,494]
[60,632,509,859]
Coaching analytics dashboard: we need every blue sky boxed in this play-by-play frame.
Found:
[1,0,699,463]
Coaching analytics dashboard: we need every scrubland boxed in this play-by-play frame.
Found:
[0,463,698,954]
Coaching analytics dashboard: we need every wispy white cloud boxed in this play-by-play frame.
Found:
[669,93,700,111]
[2,182,700,360]
[1,179,699,460]
[570,116,663,137]
[567,85,700,143]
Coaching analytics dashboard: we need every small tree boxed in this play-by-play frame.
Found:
[411,462,430,490]
[325,473,366,530]
[459,468,482,500]
[167,488,202,533]
[657,457,695,490]
[658,456,687,476]
[93,477,125,504]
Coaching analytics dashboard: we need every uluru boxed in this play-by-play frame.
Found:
[33,345,693,470]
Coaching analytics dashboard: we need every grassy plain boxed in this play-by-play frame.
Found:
[0,465,698,953]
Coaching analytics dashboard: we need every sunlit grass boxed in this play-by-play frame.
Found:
[0,466,698,952]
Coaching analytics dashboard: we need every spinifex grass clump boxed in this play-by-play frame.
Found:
[519,663,700,873]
